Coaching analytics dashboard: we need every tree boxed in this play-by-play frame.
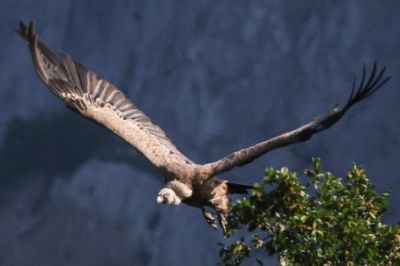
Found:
[219,158,400,265]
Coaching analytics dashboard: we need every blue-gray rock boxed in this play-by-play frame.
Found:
[0,1,399,265]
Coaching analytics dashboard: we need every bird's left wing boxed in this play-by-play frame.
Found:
[201,64,390,177]
[18,21,195,178]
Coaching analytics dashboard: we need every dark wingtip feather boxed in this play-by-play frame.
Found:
[16,21,27,38]
[344,63,390,110]
[16,20,36,44]
[27,20,36,37]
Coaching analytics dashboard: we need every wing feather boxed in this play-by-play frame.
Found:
[19,21,195,179]
[202,63,390,177]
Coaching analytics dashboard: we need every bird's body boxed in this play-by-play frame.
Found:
[18,21,390,234]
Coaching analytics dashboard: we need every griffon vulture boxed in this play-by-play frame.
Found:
[18,21,390,233]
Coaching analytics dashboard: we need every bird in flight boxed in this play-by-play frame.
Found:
[18,21,390,234]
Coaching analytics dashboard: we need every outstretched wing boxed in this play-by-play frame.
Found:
[18,21,195,178]
[202,63,390,177]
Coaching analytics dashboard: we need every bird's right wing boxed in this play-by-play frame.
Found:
[18,21,195,178]
[202,64,390,177]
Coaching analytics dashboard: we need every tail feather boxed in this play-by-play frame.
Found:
[227,182,253,194]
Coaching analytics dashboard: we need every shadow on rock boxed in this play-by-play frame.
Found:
[0,111,158,188]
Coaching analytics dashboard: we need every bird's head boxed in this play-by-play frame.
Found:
[157,188,182,205]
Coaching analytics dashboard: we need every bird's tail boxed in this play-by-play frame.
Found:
[227,182,253,194]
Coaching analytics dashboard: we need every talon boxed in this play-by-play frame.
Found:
[202,208,218,230]
[218,213,228,235]
[203,210,215,222]
[210,222,218,230]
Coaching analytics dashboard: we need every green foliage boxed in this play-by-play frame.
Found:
[219,159,400,265]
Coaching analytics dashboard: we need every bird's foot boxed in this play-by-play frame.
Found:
[202,208,218,230]
[218,213,228,235]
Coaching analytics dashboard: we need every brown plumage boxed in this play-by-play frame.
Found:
[18,21,390,234]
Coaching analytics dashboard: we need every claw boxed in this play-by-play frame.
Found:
[202,208,218,230]
[201,207,229,235]
[218,213,228,235]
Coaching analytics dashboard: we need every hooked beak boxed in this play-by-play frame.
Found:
[157,195,164,204]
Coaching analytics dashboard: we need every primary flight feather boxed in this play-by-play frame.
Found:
[18,21,390,234]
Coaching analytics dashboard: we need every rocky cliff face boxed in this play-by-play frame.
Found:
[0,1,399,265]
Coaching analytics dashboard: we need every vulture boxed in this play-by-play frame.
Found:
[18,21,390,234]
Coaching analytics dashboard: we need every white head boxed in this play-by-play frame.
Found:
[157,188,181,205]
[156,180,193,205]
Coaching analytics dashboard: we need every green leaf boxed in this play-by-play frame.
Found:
[218,159,398,266]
